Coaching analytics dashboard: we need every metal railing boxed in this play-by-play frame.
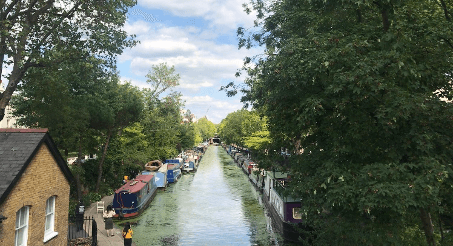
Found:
[67,215,97,246]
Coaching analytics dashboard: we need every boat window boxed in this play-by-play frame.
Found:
[293,207,302,220]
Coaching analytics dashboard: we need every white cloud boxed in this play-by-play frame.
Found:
[120,22,259,93]
[119,76,149,89]
[118,2,261,123]
[138,0,256,30]
[178,81,213,90]
[139,0,213,17]
[181,95,242,124]
[135,39,198,58]
[123,20,152,35]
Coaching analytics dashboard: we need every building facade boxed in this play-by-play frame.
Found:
[0,129,73,245]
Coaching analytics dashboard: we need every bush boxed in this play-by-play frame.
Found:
[88,192,102,203]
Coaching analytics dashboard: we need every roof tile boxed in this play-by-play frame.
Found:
[0,130,46,201]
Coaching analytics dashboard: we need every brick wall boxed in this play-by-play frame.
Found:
[0,143,71,245]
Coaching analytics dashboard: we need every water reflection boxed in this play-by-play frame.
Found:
[125,146,278,246]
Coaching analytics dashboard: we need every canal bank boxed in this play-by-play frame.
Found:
[84,194,137,246]
[122,145,278,246]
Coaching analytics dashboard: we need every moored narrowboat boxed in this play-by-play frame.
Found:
[112,174,157,219]
[141,170,167,189]
[166,159,182,183]
[262,171,304,243]
[182,161,195,172]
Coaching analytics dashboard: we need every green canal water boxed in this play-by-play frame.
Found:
[120,146,281,246]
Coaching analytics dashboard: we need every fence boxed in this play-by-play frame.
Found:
[68,215,97,246]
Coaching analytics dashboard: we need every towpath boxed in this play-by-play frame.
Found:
[85,194,137,246]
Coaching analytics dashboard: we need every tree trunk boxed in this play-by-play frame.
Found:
[0,21,29,121]
[438,0,451,21]
[95,129,112,192]
[420,208,436,246]
[381,8,390,32]
[75,136,83,201]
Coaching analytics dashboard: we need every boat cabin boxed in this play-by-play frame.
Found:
[166,159,182,183]
[112,174,157,218]
[264,171,302,223]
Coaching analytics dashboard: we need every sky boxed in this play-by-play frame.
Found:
[117,0,262,124]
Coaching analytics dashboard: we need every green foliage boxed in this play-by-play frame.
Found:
[234,0,453,244]
[87,192,102,203]
[178,123,197,151]
[243,130,271,151]
[80,159,99,191]
[141,92,183,160]
[218,109,267,147]
[12,52,108,155]
[193,117,217,142]
[0,0,138,121]
[145,62,181,101]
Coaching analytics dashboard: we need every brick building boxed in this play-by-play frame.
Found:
[0,129,73,245]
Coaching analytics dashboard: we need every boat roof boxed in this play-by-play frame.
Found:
[167,163,179,169]
[158,164,168,172]
[115,174,154,194]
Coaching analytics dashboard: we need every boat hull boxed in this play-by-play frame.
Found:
[167,168,181,183]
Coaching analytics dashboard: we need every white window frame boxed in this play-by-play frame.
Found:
[292,207,302,220]
[44,196,58,242]
[15,206,29,246]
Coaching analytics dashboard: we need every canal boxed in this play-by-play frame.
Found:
[127,146,280,245]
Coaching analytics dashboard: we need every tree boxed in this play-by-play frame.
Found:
[141,92,183,160]
[145,62,180,100]
[218,109,265,146]
[0,0,137,121]
[232,0,453,245]
[177,122,197,151]
[140,63,182,160]
[12,52,112,200]
[93,80,143,192]
[194,117,217,142]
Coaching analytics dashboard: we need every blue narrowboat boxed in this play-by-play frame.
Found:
[112,174,157,219]
[166,159,182,183]
[141,169,167,189]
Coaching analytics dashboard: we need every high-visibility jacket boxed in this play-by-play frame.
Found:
[122,229,133,239]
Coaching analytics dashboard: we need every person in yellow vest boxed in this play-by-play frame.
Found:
[122,222,133,246]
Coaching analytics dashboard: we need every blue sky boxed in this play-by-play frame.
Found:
[118,0,263,124]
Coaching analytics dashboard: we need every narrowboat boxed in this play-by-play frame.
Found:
[182,161,195,172]
[112,174,157,219]
[247,162,261,189]
[166,159,182,183]
[141,170,167,189]
[156,165,168,188]
[262,171,304,243]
